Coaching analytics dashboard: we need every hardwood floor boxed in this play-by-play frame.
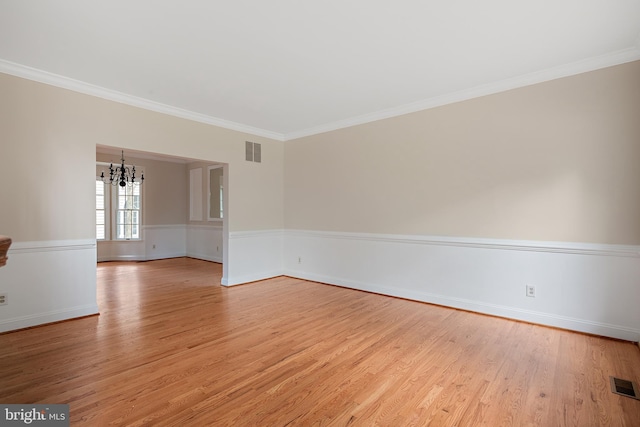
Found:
[1,258,639,426]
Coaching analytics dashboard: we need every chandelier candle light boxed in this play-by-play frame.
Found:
[101,150,144,187]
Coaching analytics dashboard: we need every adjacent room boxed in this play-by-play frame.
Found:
[0,1,639,425]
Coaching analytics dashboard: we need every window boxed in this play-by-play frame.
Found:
[116,182,141,239]
[96,174,143,241]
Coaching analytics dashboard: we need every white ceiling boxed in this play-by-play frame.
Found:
[1,1,639,141]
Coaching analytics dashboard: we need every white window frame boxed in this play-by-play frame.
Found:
[114,181,142,240]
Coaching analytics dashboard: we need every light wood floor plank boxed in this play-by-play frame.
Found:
[0,257,638,426]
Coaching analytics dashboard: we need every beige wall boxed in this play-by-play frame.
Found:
[3,60,639,245]
[0,72,284,243]
[0,75,96,241]
[284,61,640,245]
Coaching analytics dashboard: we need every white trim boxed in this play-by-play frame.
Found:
[187,224,223,231]
[98,224,191,262]
[225,229,283,286]
[284,48,640,140]
[186,224,224,264]
[186,253,223,264]
[98,254,142,262]
[143,224,188,230]
[222,270,283,287]
[281,269,640,342]
[283,229,640,341]
[97,253,187,262]
[0,242,98,333]
[229,229,285,239]
[0,304,99,333]
[0,59,284,141]
[3,50,639,143]
[8,239,96,254]
[285,229,640,258]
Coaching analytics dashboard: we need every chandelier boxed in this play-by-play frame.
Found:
[101,150,144,187]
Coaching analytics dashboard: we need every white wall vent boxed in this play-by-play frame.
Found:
[245,141,261,163]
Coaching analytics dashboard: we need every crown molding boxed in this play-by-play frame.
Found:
[283,47,640,141]
[0,59,285,141]
[2,47,639,144]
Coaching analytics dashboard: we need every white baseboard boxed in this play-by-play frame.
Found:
[186,224,223,264]
[283,269,639,341]
[225,230,283,286]
[0,304,99,333]
[97,224,223,262]
[97,252,188,262]
[222,269,283,287]
[6,231,638,341]
[283,230,640,342]
[187,252,223,263]
[0,240,98,333]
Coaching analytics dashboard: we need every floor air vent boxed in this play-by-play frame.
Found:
[610,376,639,400]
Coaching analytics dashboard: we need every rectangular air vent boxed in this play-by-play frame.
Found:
[245,141,261,163]
[245,141,253,161]
[253,142,261,163]
[610,376,639,400]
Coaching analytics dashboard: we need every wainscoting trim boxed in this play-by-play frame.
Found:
[285,229,640,258]
[283,229,640,341]
[9,239,96,254]
[230,229,285,239]
[0,240,99,333]
[282,269,639,342]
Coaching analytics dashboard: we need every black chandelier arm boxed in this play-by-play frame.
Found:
[100,151,145,186]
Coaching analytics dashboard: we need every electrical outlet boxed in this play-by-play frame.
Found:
[526,285,536,298]
[298,256,302,264]
[0,293,7,306]
[152,244,156,249]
